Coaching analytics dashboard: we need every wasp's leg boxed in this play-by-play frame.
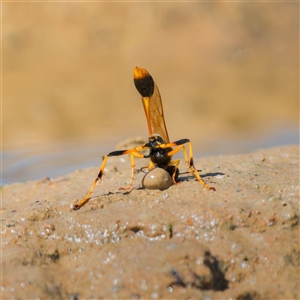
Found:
[118,151,145,191]
[186,141,215,191]
[167,159,181,183]
[160,142,191,183]
[162,139,215,191]
[165,143,189,162]
[148,160,155,170]
[140,160,155,175]
[73,144,149,210]
[73,155,109,210]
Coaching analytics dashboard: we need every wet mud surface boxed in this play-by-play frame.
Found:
[1,145,299,299]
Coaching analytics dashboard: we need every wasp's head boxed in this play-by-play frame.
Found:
[148,135,166,146]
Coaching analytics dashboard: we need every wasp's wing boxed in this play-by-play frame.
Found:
[148,82,170,143]
[134,67,170,143]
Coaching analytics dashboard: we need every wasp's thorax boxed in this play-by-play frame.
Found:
[144,135,173,167]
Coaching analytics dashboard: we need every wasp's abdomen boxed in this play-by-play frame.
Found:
[134,75,155,97]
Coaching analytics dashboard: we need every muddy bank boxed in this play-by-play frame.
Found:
[1,145,299,299]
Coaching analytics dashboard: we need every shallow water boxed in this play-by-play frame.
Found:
[2,128,298,185]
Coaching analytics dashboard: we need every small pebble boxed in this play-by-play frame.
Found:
[142,168,173,190]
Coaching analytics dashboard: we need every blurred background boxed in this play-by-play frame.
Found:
[2,2,299,184]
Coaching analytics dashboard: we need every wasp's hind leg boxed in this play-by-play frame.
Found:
[73,155,109,210]
[162,139,215,191]
[73,144,148,210]
[117,151,145,191]
[165,159,181,184]
[185,141,215,191]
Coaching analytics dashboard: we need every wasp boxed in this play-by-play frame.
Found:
[73,67,215,210]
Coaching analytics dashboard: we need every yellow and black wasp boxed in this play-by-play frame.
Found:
[73,67,215,210]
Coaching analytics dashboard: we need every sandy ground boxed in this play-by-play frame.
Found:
[1,145,299,299]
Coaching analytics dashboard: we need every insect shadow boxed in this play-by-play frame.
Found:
[168,251,229,291]
[177,171,225,183]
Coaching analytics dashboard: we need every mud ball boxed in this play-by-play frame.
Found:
[141,168,173,190]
